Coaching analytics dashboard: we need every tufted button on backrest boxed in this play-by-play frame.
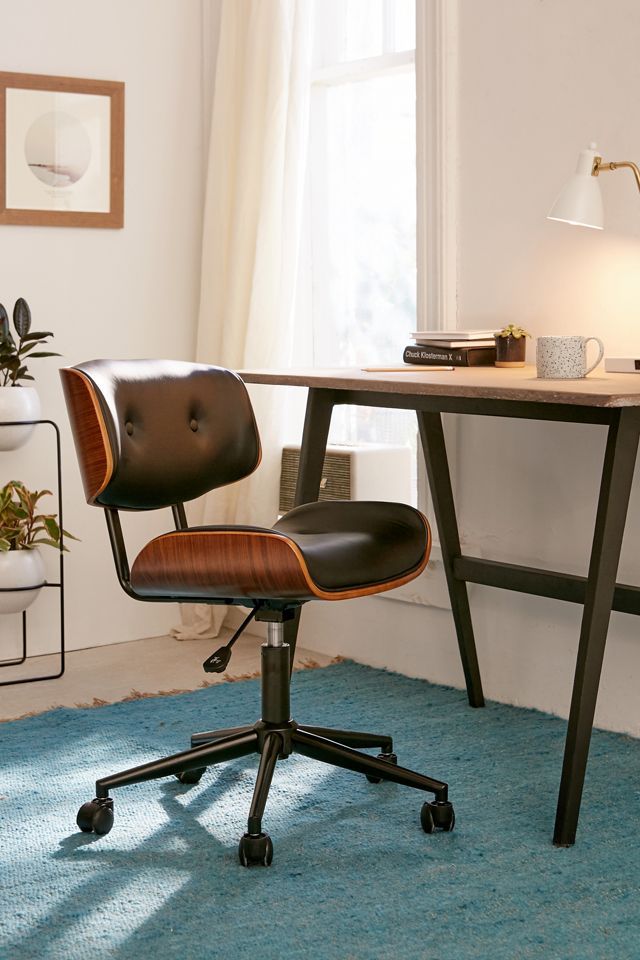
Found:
[71,359,261,510]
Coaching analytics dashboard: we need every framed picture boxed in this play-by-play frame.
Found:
[0,71,124,228]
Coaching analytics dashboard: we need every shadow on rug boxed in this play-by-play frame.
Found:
[0,661,638,960]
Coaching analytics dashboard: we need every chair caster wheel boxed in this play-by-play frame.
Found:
[366,752,397,784]
[421,800,455,834]
[76,798,114,836]
[238,832,273,867]
[176,767,206,785]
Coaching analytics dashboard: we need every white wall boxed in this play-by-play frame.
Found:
[455,0,640,734]
[0,0,211,657]
[300,0,640,736]
[6,0,638,737]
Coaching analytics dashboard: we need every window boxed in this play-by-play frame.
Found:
[294,0,458,601]
[301,0,419,498]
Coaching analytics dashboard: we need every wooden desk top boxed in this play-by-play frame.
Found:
[238,365,640,408]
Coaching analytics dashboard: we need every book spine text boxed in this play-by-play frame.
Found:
[403,345,496,366]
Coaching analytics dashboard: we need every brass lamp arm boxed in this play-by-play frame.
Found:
[592,156,640,193]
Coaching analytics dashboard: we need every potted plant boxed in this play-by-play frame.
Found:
[494,324,531,368]
[0,481,76,615]
[0,298,59,450]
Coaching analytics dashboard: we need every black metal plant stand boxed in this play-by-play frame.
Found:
[0,419,65,686]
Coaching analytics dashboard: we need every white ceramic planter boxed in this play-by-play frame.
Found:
[0,548,46,614]
[0,386,41,450]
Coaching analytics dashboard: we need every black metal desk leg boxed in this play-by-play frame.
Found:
[554,409,640,846]
[294,388,336,507]
[417,411,484,708]
[286,388,336,674]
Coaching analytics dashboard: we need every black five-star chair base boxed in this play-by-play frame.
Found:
[76,629,454,866]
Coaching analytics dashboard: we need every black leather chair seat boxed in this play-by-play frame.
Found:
[129,500,429,600]
[272,500,428,590]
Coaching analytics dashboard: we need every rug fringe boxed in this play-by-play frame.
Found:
[71,657,342,706]
[1,656,343,721]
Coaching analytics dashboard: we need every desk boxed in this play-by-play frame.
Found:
[239,364,640,846]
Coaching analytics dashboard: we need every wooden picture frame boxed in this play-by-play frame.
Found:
[0,71,124,228]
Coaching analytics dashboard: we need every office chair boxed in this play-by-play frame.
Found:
[61,359,454,867]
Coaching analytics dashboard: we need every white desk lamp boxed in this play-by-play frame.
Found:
[548,142,640,371]
[548,142,640,230]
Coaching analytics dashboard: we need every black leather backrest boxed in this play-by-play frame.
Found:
[74,359,261,510]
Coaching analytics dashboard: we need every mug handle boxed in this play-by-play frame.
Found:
[584,337,605,376]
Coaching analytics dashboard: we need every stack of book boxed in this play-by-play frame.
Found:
[403,330,499,367]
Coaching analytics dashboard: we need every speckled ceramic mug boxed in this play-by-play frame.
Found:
[536,335,604,379]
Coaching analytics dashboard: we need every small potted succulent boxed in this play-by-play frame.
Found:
[0,298,59,450]
[0,481,77,615]
[494,324,531,368]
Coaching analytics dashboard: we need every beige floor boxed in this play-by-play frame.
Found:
[0,630,332,722]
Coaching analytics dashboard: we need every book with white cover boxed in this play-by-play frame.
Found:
[604,358,640,373]
[412,338,496,348]
[411,329,499,341]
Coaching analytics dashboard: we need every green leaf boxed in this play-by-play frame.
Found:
[0,538,11,551]
[498,324,530,339]
[0,303,8,336]
[20,351,60,360]
[14,487,32,509]
[30,537,63,550]
[44,517,60,540]
[12,298,31,337]
[20,331,53,342]
[17,342,41,357]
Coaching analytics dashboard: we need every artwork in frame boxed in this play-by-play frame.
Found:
[0,71,124,228]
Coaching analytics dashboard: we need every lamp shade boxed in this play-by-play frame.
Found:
[547,143,604,229]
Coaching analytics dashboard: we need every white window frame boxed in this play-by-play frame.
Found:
[393,0,460,607]
[416,0,458,334]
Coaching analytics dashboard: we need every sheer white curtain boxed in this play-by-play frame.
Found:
[172,0,313,639]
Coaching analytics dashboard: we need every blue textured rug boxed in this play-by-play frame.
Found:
[1,661,639,960]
